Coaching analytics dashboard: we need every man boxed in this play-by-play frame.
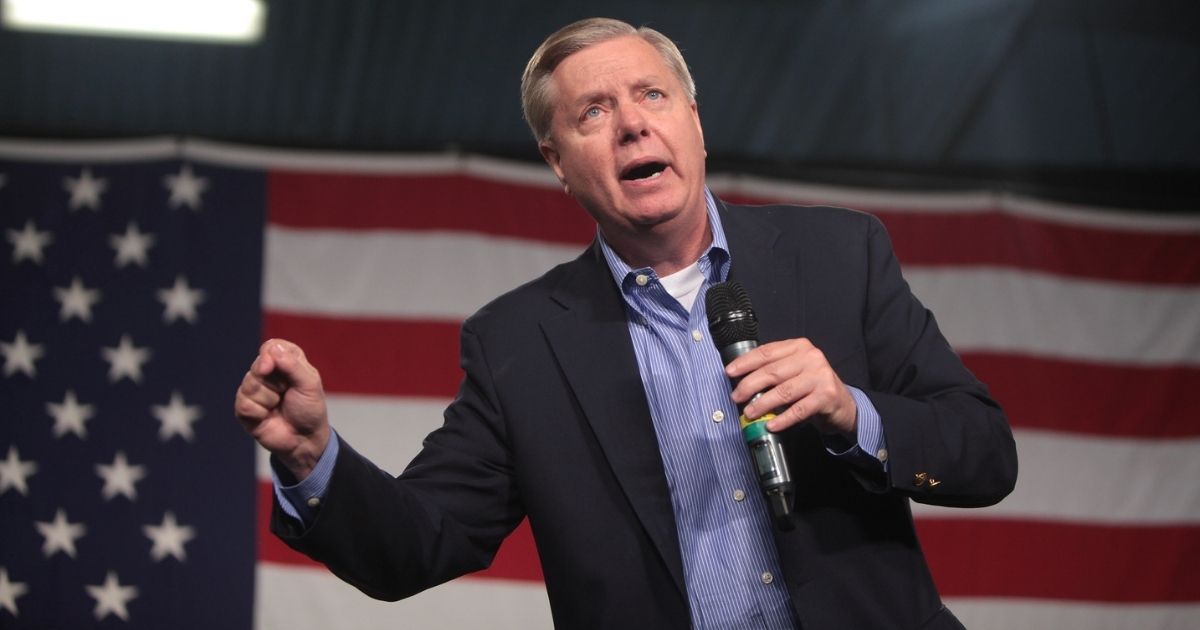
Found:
[234,17,1017,629]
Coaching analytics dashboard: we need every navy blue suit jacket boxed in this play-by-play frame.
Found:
[272,200,1018,629]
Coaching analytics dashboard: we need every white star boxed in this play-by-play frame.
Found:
[143,511,197,562]
[108,222,155,268]
[151,391,201,442]
[157,275,206,324]
[34,509,86,558]
[0,446,37,496]
[100,334,151,384]
[53,276,102,323]
[6,219,53,265]
[1,330,45,378]
[96,451,146,501]
[0,567,29,617]
[46,389,96,439]
[63,167,108,211]
[163,164,209,210]
[85,571,138,622]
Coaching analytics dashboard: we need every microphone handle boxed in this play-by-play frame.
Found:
[742,412,795,531]
[722,340,796,531]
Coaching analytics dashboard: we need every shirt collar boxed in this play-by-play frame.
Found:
[597,188,731,296]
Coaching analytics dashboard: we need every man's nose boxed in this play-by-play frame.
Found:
[616,104,650,145]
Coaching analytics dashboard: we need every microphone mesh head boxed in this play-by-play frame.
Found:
[706,281,759,347]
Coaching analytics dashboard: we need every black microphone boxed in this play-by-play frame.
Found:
[706,281,795,531]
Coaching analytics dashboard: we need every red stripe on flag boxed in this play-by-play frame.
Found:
[268,172,594,245]
[471,517,545,583]
[263,311,464,398]
[918,518,1200,602]
[257,481,317,567]
[962,353,1200,438]
[877,210,1200,286]
[257,481,545,582]
[724,193,1200,285]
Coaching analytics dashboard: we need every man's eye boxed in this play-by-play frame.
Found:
[646,90,663,100]
[585,106,601,118]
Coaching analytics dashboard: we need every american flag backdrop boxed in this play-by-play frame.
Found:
[0,137,1197,629]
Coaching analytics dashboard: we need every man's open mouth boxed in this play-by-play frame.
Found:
[621,161,668,181]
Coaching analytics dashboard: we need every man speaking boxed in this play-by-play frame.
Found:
[234,17,1017,629]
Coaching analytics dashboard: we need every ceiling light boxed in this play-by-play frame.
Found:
[2,0,266,44]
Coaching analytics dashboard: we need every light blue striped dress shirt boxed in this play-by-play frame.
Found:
[595,192,797,629]
[594,190,886,629]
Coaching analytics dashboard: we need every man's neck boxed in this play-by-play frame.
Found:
[604,218,712,276]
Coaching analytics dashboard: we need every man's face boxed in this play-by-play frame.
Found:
[539,36,706,240]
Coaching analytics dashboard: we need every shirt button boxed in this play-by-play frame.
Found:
[635,274,650,286]
[712,410,725,423]
[876,448,889,462]
[733,489,746,502]
[305,497,321,508]
[691,329,703,342]
[761,571,774,585]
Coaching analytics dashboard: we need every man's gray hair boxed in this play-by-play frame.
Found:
[521,17,697,143]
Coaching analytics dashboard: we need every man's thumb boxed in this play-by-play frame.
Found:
[268,342,318,391]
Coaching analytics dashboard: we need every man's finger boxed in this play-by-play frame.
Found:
[233,374,279,423]
[252,338,290,375]
[233,395,269,423]
[265,340,322,393]
[735,338,811,367]
[730,351,802,404]
[251,339,312,387]
[744,374,813,421]
[725,342,776,377]
[238,372,283,409]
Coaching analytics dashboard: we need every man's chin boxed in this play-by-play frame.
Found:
[623,190,700,227]
[625,208,696,236]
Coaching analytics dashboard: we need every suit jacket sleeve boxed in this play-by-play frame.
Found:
[269,322,525,601]
[855,213,1017,507]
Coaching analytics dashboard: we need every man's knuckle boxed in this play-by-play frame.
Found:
[233,398,256,418]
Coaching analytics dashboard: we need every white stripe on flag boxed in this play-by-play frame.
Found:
[942,598,1200,630]
[907,267,1200,365]
[264,227,582,319]
[913,430,1200,524]
[255,395,449,479]
[255,564,553,630]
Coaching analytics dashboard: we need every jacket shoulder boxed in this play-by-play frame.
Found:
[460,245,592,334]
[721,200,880,231]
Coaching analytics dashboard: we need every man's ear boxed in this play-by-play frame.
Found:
[539,141,570,194]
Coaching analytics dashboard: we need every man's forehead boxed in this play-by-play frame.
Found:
[552,37,672,98]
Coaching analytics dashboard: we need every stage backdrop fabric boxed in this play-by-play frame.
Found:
[0,138,1197,630]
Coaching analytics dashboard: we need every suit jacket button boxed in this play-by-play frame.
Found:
[913,472,928,487]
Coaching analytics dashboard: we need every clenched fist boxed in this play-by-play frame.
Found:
[234,339,330,480]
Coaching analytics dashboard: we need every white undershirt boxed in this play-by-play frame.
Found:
[658,260,706,311]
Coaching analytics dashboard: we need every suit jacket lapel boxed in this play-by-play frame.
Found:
[720,202,802,342]
[539,243,687,598]
[535,205,799,600]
